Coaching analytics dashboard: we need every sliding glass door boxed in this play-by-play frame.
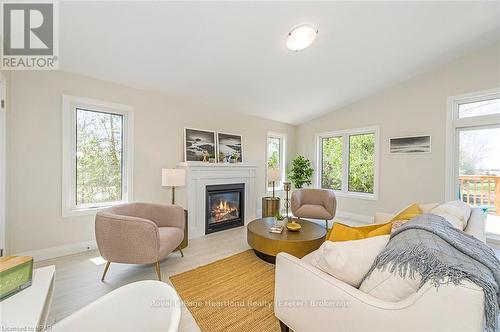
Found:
[449,90,500,238]
[458,126,500,235]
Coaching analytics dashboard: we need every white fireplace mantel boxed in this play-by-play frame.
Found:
[176,162,258,239]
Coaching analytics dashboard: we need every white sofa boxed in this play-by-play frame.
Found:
[53,280,181,332]
[274,207,486,332]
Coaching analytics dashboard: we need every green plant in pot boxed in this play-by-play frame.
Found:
[288,155,314,189]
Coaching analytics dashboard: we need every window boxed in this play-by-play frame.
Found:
[320,136,342,190]
[317,127,379,199]
[458,98,500,119]
[62,95,134,217]
[447,89,500,239]
[266,133,286,191]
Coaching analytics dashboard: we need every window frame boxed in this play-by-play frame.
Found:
[62,95,134,217]
[316,126,379,200]
[445,88,500,202]
[266,132,286,193]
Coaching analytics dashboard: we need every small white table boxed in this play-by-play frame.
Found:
[0,265,55,331]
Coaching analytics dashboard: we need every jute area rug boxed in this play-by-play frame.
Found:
[170,250,280,332]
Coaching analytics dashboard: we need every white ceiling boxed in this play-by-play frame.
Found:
[60,1,500,125]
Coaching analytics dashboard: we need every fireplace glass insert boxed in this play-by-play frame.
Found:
[205,183,244,234]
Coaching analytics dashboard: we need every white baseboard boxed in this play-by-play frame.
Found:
[15,240,97,262]
[335,210,373,224]
[13,210,372,262]
[255,209,373,224]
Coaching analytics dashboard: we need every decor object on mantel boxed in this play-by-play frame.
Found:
[288,155,314,189]
[389,135,431,154]
[184,128,216,162]
[262,168,281,218]
[162,168,186,205]
[217,132,242,163]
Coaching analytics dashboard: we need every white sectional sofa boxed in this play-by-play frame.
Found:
[274,207,487,332]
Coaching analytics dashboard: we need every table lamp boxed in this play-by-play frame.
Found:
[268,168,281,198]
[162,168,186,204]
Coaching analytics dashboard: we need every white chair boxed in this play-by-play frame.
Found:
[53,280,181,332]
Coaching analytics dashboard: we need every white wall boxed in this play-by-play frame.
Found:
[6,71,296,256]
[0,71,8,256]
[297,42,500,217]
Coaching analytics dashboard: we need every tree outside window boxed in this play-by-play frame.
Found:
[76,109,123,205]
[319,128,377,197]
[267,135,284,189]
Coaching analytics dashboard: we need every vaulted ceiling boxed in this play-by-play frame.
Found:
[60,1,500,124]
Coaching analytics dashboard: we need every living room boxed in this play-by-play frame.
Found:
[1,1,500,331]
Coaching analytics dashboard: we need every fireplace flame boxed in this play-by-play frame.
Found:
[213,199,238,222]
[218,200,229,211]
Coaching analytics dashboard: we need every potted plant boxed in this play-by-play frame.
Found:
[275,213,285,225]
[230,152,238,163]
[288,155,314,189]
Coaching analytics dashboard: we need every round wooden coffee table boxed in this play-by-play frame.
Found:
[247,217,327,263]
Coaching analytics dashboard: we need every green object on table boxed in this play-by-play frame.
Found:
[0,256,33,301]
[478,206,490,213]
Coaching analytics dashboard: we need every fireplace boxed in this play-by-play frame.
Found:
[205,183,245,234]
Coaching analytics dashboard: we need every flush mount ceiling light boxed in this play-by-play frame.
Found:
[286,24,318,51]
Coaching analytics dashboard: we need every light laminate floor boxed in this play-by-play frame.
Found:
[32,217,382,331]
[36,226,250,332]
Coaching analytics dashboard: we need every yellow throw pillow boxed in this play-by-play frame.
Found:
[328,222,392,242]
[391,203,423,222]
[327,203,423,241]
[389,203,423,233]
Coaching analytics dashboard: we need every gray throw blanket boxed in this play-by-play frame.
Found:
[364,213,500,332]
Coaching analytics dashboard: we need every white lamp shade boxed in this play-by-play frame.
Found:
[268,168,281,182]
[162,169,185,187]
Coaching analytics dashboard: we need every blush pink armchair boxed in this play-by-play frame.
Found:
[95,202,185,281]
[291,189,337,230]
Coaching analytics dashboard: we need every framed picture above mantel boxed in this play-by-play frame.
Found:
[389,135,431,154]
[184,128,216,162]
[217,132,242,163]
[183,128,243,163]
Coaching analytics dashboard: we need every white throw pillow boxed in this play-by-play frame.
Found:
[359,267,421,302]
[430,200,471,230]
[310,235,390,288]
[419,203,439,213]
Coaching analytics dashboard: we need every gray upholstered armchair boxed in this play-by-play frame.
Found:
[95,202,185,281]
[291,189,337,230]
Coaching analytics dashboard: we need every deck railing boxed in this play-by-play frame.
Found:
[459,175,500,216]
